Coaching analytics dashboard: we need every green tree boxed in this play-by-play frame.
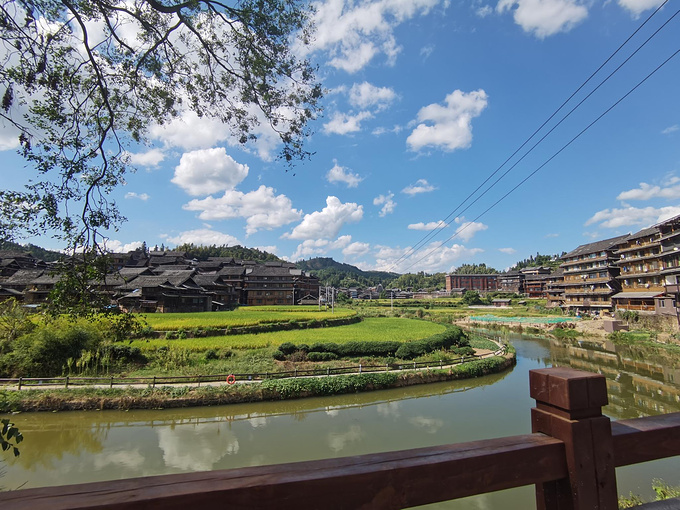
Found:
[0,0,321,260]
[461,291,483,306]
[453,264,498,274]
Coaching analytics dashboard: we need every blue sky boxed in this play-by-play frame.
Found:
[1,0,679,273]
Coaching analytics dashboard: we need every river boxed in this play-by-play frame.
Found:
[2,332,680,508]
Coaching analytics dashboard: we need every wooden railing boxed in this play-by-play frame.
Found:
[1,367,679,510]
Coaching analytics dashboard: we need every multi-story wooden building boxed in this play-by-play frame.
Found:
[613,214,680,315]
[243,264,298,306]
[560,235,628,313]
[545,268,565,308]
[521,267,552,298]
[497,271,523,294]
[445,274,498,293]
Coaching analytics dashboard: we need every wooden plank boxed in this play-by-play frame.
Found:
[612,412,680,467]
[0,434,567,510]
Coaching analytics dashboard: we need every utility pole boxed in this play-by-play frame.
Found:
[391,291,394,313]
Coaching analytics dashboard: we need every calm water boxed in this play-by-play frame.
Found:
[2,332,680,508]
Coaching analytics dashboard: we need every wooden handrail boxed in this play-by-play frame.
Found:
[1,368,679,510]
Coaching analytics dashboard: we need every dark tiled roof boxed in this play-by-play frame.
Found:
[562,234,630,259]
[624,225,660,242]
[4,269,45,284]
[218,267,246,276]
[245,266,294,277]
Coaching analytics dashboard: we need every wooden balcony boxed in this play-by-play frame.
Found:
[2,368,679,510]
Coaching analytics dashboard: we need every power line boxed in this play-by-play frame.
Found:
[401,45,680,273]
[385,0,672,272]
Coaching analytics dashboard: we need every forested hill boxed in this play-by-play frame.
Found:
[0,241,63,262]
[295,257,398,287]
[175,244,282,263]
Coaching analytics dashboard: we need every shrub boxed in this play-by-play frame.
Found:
[278,342,297,355]
[204,349,219,361]
[297,343,310,353]
[8,323,104,377]
[308,352,339,362]
[272,351,286,361]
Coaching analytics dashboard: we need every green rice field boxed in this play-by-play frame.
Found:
[140,306,356,331]
[130,317,447,351]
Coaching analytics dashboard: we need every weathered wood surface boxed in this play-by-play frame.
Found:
[612,411,680,467]
[530,367,617,510]
[0,434,566,510]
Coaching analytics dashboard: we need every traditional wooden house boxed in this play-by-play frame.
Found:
[243,265,296,306]
[497,271,523,294]
[192,274,238,310]
[116,272,210,313]
[560,235,628,313]
[612,214,680,315]
[545,268,565,308]
[217,266,247,304]
[445,274,498,293]
[612,226,664,313]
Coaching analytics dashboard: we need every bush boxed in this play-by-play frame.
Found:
[204,349,219,361]
[8,322,104,377]
[307,352,339,362]
[278,342,297,355]
[272,351,286,361]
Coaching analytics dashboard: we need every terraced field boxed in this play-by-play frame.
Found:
[131,317,447,351]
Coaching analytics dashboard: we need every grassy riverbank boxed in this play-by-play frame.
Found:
[0,353,515,412]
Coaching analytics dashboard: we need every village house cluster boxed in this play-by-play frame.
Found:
[445,214,680,317]
[0,250,320,313]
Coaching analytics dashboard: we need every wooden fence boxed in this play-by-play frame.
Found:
[1,367,679,509]
[0,345,507,389]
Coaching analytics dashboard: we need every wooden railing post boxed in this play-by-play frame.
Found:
[530,367,618,510]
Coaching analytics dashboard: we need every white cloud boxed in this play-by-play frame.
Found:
[124,192,150,201]
[617,0,664,17]
[127,148,166,168]
[172,148,248,196]
[0,123,21,151]
[662,125,679,135]
[165,229,241,247]
[407,90,488,152]
[420,44,435,59]
[372,125,404,136]
[327,161,364,188]
[150,111,228,151]
[617,181,680,202]
[373,242,484,273]
[302,0,441,73]
[323,111,373,135]
[585,206,680,229]
[183,185,302,235]
[103,240,143,253]
[285,196,363,240]
[402,179,436,195]
[453,217,488,242]
[374,192,396,217]
[348,82,397,110]
[290,235,353,260]
[476,5,493,17]
[343,241,371,258]
[496,0,588,38]
[150,108,284,162]
[408,221,445,231]
[499,247,517,254]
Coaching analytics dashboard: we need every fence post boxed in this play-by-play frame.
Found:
[359,364,362,374]
[65,376,69,389]
[18,377,22,390]
[152,376,156,388]
[110,376,114,389]
[530,367,617,510]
